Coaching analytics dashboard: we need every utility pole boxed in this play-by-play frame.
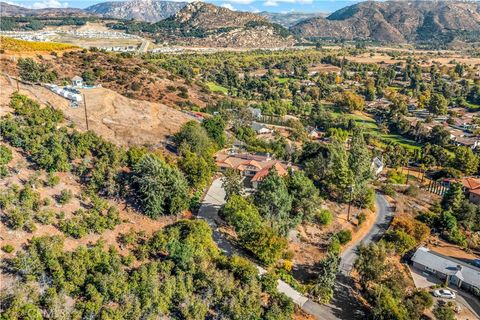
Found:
[83,93,89,131]
[347,185,354,222]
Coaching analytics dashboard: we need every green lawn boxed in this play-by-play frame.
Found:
[276,77,294,84]
[463,101,480,111]
[206,82,228,95]
[325,105,420,150]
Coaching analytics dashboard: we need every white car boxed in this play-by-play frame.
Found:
[433,289,456,299]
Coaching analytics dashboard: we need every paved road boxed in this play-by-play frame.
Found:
[198,178,392,320]
[339,194,392,274]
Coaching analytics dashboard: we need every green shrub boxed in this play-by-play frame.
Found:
[314,209,333,226]
[1,244,14,253]
[45,172,60,187]
[56,189,73,205]
[387,170,407,184]
[35,209,55,224]
[335,229,352,245]
[381,184,396,197]
[357,212,367,226]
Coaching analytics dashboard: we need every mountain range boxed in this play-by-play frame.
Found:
[291,1,480,43]
[2,0,480,46]
[85,0,186,23]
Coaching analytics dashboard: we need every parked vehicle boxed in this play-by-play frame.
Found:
[433,289,456,299]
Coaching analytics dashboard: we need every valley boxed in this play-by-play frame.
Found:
[1,1,480,320]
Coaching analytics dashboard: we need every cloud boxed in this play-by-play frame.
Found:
[263,0,313,5]
[264,0,277,6]
[226,0,254,4]
[31,0,68,8]
[221,2,236,10]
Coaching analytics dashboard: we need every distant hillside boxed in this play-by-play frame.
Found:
[0,2,88,17]
[85,0,186,22]
[290,1,480,44]
[260,11,326,28]
[171,1,266,30]
[112,2,296,48]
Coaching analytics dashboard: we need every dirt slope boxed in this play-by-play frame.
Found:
[0,74,195,146]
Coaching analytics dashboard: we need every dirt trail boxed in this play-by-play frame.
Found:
[0,74,195,146]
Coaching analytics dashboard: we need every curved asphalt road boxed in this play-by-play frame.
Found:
[198,179,393,320]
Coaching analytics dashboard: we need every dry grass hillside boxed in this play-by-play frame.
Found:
[0,74,195,146]
[0,50,216,109]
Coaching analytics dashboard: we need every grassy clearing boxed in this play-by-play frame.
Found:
[0,36,77,52]
[276,77,294,84]
[325,104,420,150]
[206,81,228,94]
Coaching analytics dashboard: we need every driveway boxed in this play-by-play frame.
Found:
[198,178,392,320]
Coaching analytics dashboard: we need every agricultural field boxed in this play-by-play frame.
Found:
[0,36,77,52]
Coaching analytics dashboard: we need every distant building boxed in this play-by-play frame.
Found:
[71,76,83,87]
[251,122,272,134]
[308,128,320,139]
[411,247,480,292]
[371,157,384,176]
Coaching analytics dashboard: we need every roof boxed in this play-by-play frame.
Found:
[461,177,480,190]
[251,122,269,132]
[411,247,480,288]
[71,76,83,81]
[251,162,288,182]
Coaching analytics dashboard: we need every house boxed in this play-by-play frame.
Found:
[371,157,384,176]
[215,152,290,188]
[71,76,83,87]
[443,176,480,205]
[309,128,320,140]
[251,122,272,134]
[411,247,480,293]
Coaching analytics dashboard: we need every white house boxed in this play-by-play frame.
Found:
[71,76,83,87]
[371,157,384,176]
[251,122,271,134]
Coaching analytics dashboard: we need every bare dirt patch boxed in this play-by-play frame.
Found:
[0,74,195,147]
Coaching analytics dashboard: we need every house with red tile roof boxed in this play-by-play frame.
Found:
[443,177,480,204]
[215,151,291,188]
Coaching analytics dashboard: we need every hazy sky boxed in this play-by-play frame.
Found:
[8,0,363,13]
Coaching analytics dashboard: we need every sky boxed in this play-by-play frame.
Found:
[7,0,364,13]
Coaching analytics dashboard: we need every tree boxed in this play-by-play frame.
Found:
[255,169,293,236]
[222,168,243,200]
[354,242,389,287]
[179,150,213,190]
[349,130,373,207]
[335,91,365,112]
[452,146,479,175]
[441,182,465,212]
[174,121,214,158]
[427,93,448,115]
[222,195,262,236]
[0,145,12,165]
[310,252,340,303]
[327,141,353,202]
[202,115,227,148]
[429,125,451,146]
[433,303,456,320]
[286,170,321,222]
[17,58,57,83]
[131,154,189,218]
